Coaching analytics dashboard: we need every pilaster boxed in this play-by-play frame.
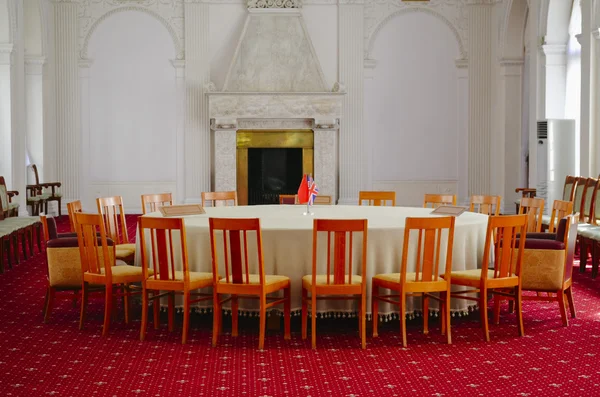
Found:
[542,44,567,118]
[313,121,338,203]
[467,1,493,196]
[594,28,600,176]
[338,1,364,205]
[580,0,593,176]
[25,56,46,185]
[0,44,12,188]
[213,128,237,193]
[184,2,210,203]
[171,59,186,204]
[11,0,26,215]
[79,58,92,211]
[53,0,80,202]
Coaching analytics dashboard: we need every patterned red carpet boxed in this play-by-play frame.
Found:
[1,215,600,396]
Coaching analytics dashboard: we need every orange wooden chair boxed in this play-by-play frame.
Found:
[313,195,332,205]
[358,191,396,206]
[372,216,455,347]
[302,219,368,349]
[201,191,237,207]
[279,194,298,204]
[141,192,173,215]
[67,200,82,232]
[209,217,290,350]
[139,217,212,344]
[518,197,544,232]
[547,200,574,233]
[469,195,501,216]
[423,194,456,208]
[96,196,136,265]
[445,214,528,341]
[74,212,146,336]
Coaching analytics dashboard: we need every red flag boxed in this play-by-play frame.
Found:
[297,174,308,204]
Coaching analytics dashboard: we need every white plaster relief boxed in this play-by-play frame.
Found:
[237,118,313,130]
[214,130,237,192]
[78,0,184,60]
[313,129,336,198]
[364,0,468,59]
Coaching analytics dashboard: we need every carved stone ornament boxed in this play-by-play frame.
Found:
[247,0,302,8]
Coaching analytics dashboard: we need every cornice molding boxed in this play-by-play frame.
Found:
[247,0,302,7]
[78,58,94,68]
[455,58,468,69]
[499,57,524,67]
[24,55,47,65]
[170,59,185,68]
[541,44,567,55]
[51,0,80,4]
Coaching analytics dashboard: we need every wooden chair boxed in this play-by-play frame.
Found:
[547,200,574,233]
[279,194,298,205]
[358,191,396,206]
[423,194,456,208]
[139,217,212,344]
[0,176,20,217]
[514,187,536,213]
[96,196,136,265]
[201,191,237,207]
[578,179,600,275]
[445,214,528,341]
[30,164,62,216]
[141,193,173,215]
[302,219,368,349]
[572,177,588,216]
[209,217,290,350]
[67,200,83,232]
[313,195,332,205]
[372,216,455,347]
[521,214,578,326]
[562,176,578,202]
[518,197,544,232]
[74,212,146,336]
[41,214,85,322]
[469,195,501,216]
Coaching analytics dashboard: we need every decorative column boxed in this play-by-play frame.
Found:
[313,120,338,203]
[542,44,567,118]
[78,58,92,211]
[338,1,364,205]
[172,60,186,204]
[455,59,469,206]
[11,0,27,215]
[0,44,12,185]
[579,0,593,176]
[53,0,80,203]
[213,124,237,193]
[25,56,46,181]
[594,28,600,176]
[184,1,210,203]
[467,0,493,196]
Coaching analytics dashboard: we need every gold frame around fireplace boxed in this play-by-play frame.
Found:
[236,130,314,205]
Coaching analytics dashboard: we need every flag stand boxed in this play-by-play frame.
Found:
[303,201,313,216]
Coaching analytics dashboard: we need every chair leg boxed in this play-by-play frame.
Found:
[515,286,525,337]
[372,281,379,338]
[57,198,62,216]
[400,292,407,348]
[480,288,490,342]
[284,285,291,340]
[123,283,130,324]
[301,287,308,340]
[182,291,190,344]
[492,295,501,325]
[43,287,55,323]
[591,242,599,279]
[311,292,317,349]
[444,290,451,345]
[422,294,429,335]
[565,286,576,319]
[259,294,267,351]
[231,295,239,337]
[79,283,88,330]
[557,289,568,326]
[212,292,220,347]
[103,284,113,336]
[360,292,366,349]
[168,292,174,332]
[140,289,148,341]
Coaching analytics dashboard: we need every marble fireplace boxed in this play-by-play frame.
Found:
[207,6,344,205]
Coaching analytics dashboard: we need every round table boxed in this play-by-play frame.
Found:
[136,205,489,318]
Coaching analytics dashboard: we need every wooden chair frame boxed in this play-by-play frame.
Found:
[469,195,501,216]
[518,197,545,233]
[202,191,238,207]
[67,200,83,233]
[141,193,173,215]
[313,195,332,205]
[562,175,578,202]
[139,217,212,344]
[372,216,455,347]
[423,194,456,208]
[30,164,62,216]
[302,219,368,349]
[209,217,290,350]
[279,194,298,205]
[548,200,574,233]
[358,191,396,206]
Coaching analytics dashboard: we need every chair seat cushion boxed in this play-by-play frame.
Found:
[99,264,144,278]
[219,274,289,286]
[8,202,19,209]
[148,271,212,283]
[579,226,600,239]
[302,274,362,287]
[116,243,136,260]
[373,272,439,283]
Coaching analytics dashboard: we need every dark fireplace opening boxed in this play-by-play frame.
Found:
[248,148,303,205]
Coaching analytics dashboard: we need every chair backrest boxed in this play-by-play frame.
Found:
[0,176,9,216]
[313,195,332,205]
[40,214,50,242]
[139,216,189,283]
[358,191,396,206]
[423,194,456,208]
[141,193,173,215]
[469,195,501,216]
[96,196,129,245]
[580,177,599,223]
[208,217,263,285]
[67,200,83,232]
[562,176,578,201]
[31,164,41,185]
[573,177,588,214]
[518,197,544,232]
[562,214,579,284]
[279,194,298,205]
[74,212,114,278]
[400,216,455,284]
[311,219,368,285]
[481,215,528,279]
[202,191,238,207]
[548,200,574,233]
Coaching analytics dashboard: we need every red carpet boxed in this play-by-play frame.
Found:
[1,215,600,396]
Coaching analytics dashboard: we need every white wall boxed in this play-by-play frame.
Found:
[85,10,177,211]
[209,4,247,90]
[365,12,463,206]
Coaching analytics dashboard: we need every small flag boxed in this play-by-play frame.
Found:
[307,175,319,205]
[297,174,309,204]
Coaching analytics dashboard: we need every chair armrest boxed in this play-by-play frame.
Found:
[525,232,557,240]
[521,238,565,250]
[57,232,78,238]
[515,188,536,194]
[41,182,61,188]
[7,190,18,201]
[47,237,79,248]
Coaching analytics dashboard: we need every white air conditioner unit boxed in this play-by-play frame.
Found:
[536,119,576,214]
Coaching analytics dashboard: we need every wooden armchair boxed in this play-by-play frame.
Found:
[0,176,20,217]
[30,164,62,216]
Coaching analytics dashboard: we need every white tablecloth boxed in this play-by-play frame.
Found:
[135,205,488,318]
